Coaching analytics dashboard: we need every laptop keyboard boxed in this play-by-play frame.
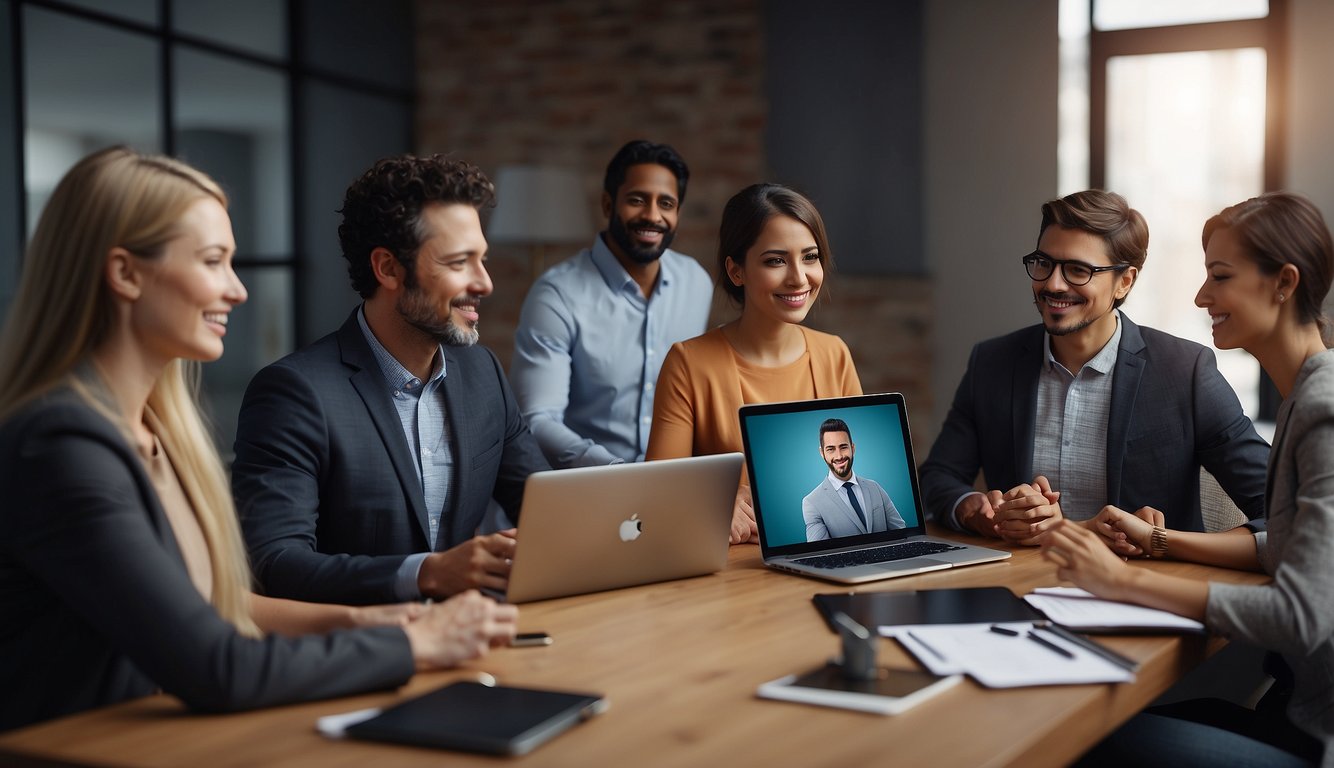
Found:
[793,540,965,570]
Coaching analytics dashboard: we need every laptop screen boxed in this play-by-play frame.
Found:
[739,393,926,556]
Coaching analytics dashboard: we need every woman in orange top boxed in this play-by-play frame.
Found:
[646,183,862,544]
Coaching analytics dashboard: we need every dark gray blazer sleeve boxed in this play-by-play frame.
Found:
[437,343,550,549]
[919,343,986,526]
[479,345,550,523]
[0,401,413,730]
[232,360,409,604]
[1189,345,1270,527]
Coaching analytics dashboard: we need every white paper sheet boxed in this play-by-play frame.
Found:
[1025,587,1204,632]
[885,621,1135,688]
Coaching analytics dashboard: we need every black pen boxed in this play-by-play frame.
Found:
[1027,628,1075,659]
[1040,622,1139,671]
[990,624,1020,636]
[906,630,947,662]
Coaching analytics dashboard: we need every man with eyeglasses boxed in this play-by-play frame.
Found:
[920,189,1268,548]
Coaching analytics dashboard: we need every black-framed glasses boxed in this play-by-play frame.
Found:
[1022,251,1130,286]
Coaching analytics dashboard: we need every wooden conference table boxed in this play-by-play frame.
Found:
[0,531,1268,768]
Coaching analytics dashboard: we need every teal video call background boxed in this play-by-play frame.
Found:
[747,403,921,548]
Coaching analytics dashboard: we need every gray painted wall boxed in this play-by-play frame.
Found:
[925,0,1060,434]
[1288,0,1334,323]
[764,0,924,276]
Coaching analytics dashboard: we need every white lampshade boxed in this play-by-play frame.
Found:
[487,165,593,245]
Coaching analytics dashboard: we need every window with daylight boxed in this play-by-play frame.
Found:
[1060,0,1287,422]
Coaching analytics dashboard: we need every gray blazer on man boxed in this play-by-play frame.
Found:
[919,314,1269,531]
[1208,350,1334,762]
[0,390,413,732]
[802,475,906,541]
[232,310,550,605]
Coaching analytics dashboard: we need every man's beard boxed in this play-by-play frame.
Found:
[1045,317,1096,337]
[826,455,854,480]
[607,210,674,264]
[1036,292,1095,337]
[397,282,479,347]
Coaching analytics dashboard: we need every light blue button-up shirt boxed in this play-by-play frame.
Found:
[356,308,453,600]
[1031,312,1122,520]
[510,235,712,467]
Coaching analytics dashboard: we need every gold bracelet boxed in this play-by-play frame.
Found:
[1150,526,1168,559]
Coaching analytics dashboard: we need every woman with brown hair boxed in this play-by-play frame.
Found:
[646,183,861,544]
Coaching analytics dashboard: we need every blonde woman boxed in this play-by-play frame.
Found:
[0,147,516,732]
[646,184,861,544]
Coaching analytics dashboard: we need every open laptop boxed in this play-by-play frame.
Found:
[739,393,1009,584]
[505,452,744,603]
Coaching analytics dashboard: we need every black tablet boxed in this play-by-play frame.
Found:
[813,587,1043,630]
[345,681,607,756]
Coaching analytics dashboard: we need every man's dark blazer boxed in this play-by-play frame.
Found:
[919,314,1269,532]
[0,390,412,732]
[232,310,550,605]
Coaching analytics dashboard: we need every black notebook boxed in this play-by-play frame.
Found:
[813,587,1043,631]
[344,681,608,756]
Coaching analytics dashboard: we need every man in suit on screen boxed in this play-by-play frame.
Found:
[802,418,905,541]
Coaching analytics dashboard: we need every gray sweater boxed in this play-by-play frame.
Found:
[1208,349,1334,765]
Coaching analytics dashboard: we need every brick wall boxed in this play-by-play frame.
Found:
[414,0,933,447]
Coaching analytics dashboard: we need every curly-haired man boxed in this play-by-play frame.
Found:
[232,154,550,605]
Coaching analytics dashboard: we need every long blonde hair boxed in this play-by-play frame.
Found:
[0,146,259,636]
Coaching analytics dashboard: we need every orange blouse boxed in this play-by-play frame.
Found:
[646,325,863,468]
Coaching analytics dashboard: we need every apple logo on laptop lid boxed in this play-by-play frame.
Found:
[618,513,643,542]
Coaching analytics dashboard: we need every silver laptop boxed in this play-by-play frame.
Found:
[739,393,1009,584]
[505,452,744,603]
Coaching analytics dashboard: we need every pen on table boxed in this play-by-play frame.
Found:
[905,630,947,662]
[1026,628,1075,659]
[989,624,1020,636]
[1040,622,1139,671]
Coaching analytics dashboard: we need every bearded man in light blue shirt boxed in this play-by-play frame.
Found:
[511,140,712,468]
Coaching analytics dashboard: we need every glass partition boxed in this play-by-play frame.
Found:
[23,6,160,234]
[173,0,286,59]
[173,47,291,259]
